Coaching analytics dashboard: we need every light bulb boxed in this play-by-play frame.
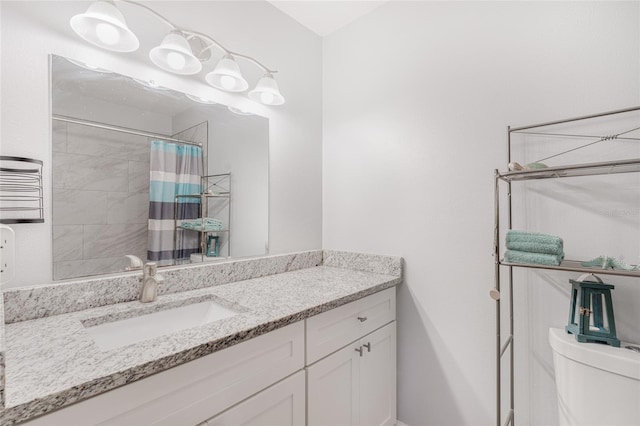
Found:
[166,52,186,70]
[95,22,120,46]
[220,75,236,90]
[260,92,275,105]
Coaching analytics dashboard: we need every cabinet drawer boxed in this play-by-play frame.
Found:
[22,322,304,426]
[306,287,395,364]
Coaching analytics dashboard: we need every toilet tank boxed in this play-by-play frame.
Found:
[549,328,640,426]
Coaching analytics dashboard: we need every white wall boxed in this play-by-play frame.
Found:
[323,2,640,425]
[0,0,322,287]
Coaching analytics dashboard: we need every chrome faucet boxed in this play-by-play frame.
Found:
[140,262,163,303]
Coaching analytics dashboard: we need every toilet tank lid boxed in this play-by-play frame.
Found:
[549,328,640,380]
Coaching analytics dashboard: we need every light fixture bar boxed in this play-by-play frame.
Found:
[116,0,277,74]
[118,0,176,29]
[186,29,276,74]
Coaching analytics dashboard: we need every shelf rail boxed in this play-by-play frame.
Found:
[497,158,640,182]
[509,106,640,132]
[499,259,640,278]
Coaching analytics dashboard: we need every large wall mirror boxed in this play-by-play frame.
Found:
[51,55,269,281]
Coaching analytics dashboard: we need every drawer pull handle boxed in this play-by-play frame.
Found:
[355,346,364,357]
[363,342,371,352]
[357,316,368,322]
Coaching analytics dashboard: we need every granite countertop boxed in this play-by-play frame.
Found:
[1,258,401,425]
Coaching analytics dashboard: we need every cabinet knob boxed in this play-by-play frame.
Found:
[355,346,363,357]
[357,316,367,322]
[363,342,371,352]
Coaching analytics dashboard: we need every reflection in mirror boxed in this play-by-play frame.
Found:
[51,55,268,281]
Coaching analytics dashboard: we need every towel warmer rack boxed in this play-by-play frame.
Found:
[0,156,44,224]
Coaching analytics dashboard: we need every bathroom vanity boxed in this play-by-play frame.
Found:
[0,250,401,425]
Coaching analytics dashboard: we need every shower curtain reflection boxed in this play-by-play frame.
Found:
[148,140,203,265]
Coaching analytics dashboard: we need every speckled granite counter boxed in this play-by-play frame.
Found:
[0,250,402,425]
[0,291,5,408]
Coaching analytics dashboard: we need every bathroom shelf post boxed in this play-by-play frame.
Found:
[492,170,502,426]
[506,126,515,426]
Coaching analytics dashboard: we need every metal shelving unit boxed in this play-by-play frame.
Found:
[491,106,640,426]
[174,173,231,262]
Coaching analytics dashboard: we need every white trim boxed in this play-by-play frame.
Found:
[396,421,409,426]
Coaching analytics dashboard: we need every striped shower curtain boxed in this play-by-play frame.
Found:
[147,140,203,264]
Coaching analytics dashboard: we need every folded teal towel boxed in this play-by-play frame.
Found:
[505,250,564,266]
[506,230,563,247]
[506,240,563,255]
[179,217,223,231]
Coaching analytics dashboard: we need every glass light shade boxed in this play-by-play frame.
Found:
[70,1,139,52]
[205,55,249,93]
[149,32,203,75]
[248,73,285,106]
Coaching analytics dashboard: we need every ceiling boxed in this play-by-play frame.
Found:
[266,0,388,36]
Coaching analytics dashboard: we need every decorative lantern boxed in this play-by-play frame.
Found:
[566,274,620,347]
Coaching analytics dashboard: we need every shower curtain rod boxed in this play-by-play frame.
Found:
[52,115,203,147]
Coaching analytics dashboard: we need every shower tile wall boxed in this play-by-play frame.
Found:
[52,121,150,280]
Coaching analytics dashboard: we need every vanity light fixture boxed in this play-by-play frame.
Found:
[249,73,285,106]
[70,0,139,52]
[70,0,285,105]
[205,54,249,93]
[149,32,202,75]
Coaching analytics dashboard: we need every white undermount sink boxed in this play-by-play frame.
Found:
[84,300,239,351]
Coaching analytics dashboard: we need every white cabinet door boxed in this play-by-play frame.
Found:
[307,322,396,426]
[206,371,305,426]
[307,341,360,426]
[359,322,396,426]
